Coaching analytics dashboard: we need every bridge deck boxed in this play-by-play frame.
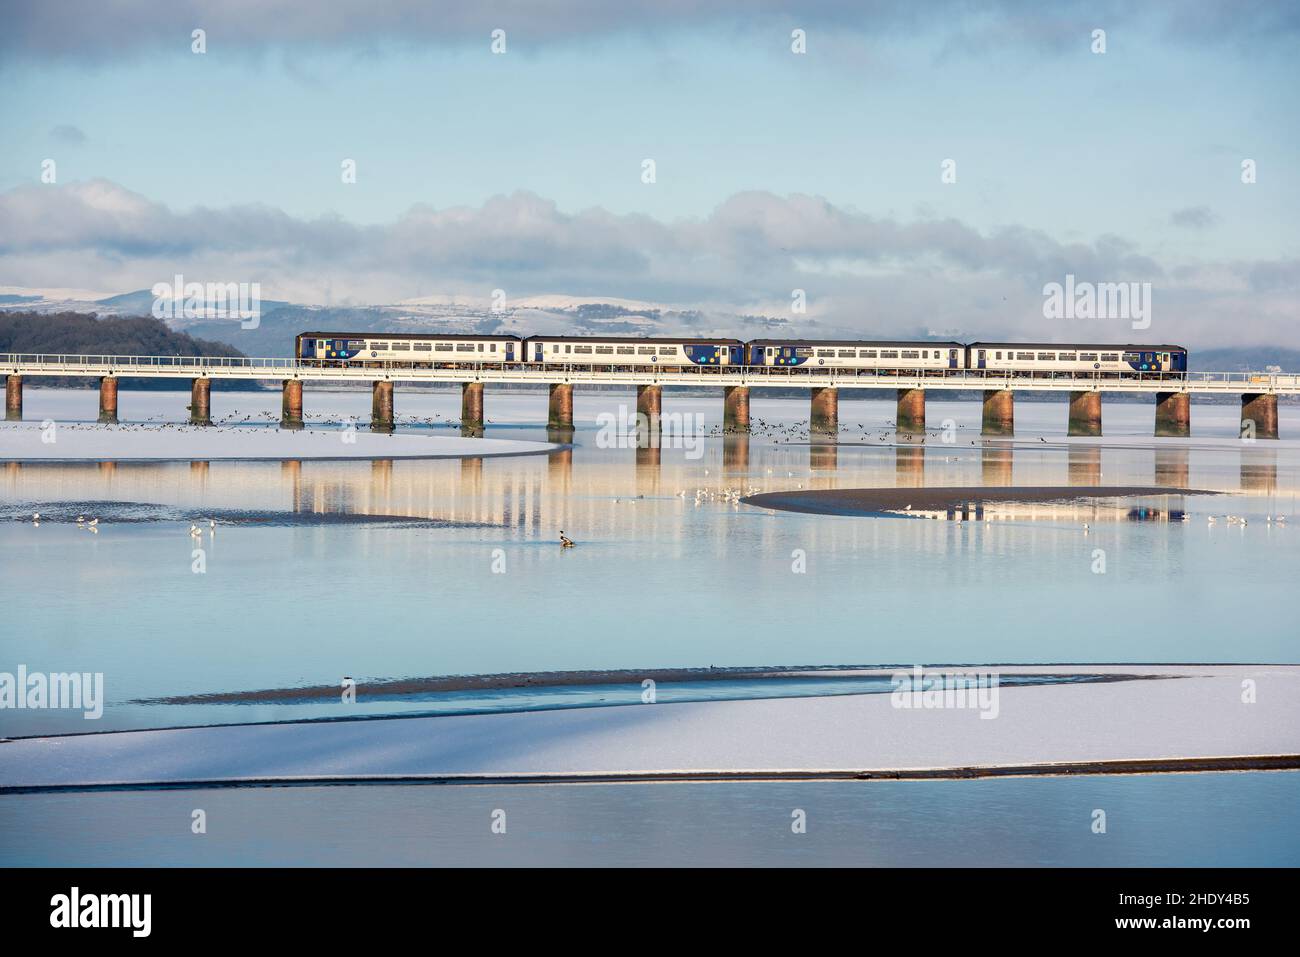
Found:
[3,353,1296,394]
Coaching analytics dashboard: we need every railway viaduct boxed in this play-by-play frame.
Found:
[3,354,1294,439]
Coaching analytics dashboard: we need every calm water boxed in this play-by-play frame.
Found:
[2,387,1298,738]
[3,771,1297,866]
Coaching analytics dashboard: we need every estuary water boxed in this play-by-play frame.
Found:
[1,386,1298,738]
[3,772,1298,867]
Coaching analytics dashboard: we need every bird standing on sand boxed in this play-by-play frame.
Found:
[559,530,575,548]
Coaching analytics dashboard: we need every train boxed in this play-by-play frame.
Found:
[295,332,1188,377]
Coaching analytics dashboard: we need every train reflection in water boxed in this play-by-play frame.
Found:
[891,500,1189,523]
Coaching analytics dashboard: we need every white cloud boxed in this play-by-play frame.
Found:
[0,179,1294,347]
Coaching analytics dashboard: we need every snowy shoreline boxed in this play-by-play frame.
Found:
[2,665,1296,789]
[0,421,561,462]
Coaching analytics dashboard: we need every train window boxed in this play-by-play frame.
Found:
[995,352,1002,359]
[816,349,834,357]
[1037,352,1055,360]
[413,343,431,351]
[370,342,388,350]
[1123,352,1139,362]
[477,343,484,352]
[1059,353,1076,361]
[489,343,496,352]
[391,342,410,350]
[1017,352,1034,361]
[435,343,453,352]
[565,345,572,353]
[768,348,775,356]
[949,350,958,359]
[901,350,919,359]
[1079,352,1097,361]
[1102,353,1118,361]
[838,349,855,358]
[553,344,560,353]
[795,348,814,357]
[595,346,614,355]
[617,346,636,355]
[659,347,675,355]
[573,345,592,354]
[347,340,365,349]
[859,349,877,358]
[638,347,657,355]
[880,350,899,359]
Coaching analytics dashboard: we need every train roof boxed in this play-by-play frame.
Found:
[296,331,521,341]
[522,335,745,344]
[968,342,1187,351]
[747,339,965,348]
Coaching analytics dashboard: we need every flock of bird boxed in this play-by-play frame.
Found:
[29,512,101,533]
[27,513,223,538]
[712,418,983,445]
[1205,514,1287,528]
[677,485,763,508]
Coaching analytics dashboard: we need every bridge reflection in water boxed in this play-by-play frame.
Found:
[5,427,1295,539]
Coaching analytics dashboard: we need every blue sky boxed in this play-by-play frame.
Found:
[0,1,1296,346]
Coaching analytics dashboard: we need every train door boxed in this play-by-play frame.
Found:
[534,343,544,362]
[949,348,959,369]
[505,342,515,362]
[729,345,743,365]
[977,349,987,370]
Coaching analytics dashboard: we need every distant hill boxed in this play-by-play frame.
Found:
[1190,347,1300,373]
[0,311,248,389]
[93,288,293,318]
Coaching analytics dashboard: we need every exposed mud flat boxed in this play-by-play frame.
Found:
[3,666,1296,790]
[131,665,1140,706]
[0,420,560,462]
[2,500,497,529]
[743,485,1216,516]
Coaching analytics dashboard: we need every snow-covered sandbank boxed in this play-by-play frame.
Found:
[1,666,1296,789]
[0,421,560,462]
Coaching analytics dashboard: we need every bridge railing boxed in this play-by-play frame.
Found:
[0,353,1295,390]
[1,353,297,371]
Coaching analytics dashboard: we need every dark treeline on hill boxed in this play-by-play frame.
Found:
[0,311,250,390]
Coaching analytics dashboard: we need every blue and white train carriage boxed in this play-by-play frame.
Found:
[968,342,1188,376]
[745,340,966,372]
[521,336,746,367]
[296,332,523,366]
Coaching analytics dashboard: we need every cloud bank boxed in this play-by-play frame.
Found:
[0,179,1294,347]
[3,0,1297,61]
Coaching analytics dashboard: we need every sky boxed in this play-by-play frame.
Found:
[0,0,1297,347]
